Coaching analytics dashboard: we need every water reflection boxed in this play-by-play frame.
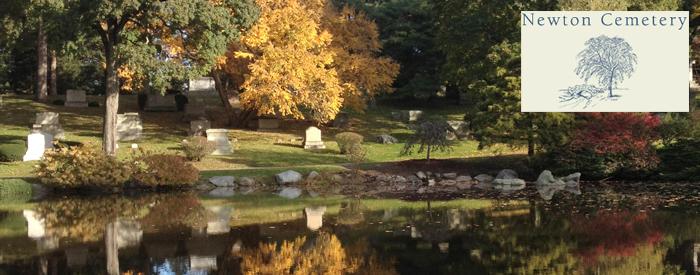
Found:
[1,191,700,274]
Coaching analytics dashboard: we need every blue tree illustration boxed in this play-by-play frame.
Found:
[575,35,637,97]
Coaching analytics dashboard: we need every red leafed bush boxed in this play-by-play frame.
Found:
[571,113,660,155]
[557,113,661,178]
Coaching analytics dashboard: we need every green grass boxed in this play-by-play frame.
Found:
[0,179,32,203]
[0,95,523,179]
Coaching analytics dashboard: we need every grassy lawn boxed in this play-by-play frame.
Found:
[0,95,523,179]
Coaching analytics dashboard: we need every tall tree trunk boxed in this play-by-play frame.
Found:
[49,50,58,96]
[105,222,119,275]
[103,44,119,156]
[426,145,431,162]
[36,19,48,101]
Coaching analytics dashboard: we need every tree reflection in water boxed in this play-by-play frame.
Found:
[6,194,700,274]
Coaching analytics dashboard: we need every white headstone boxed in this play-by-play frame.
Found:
[117,113,143,141]
[65,89,88,107]
[189,77,216,93]
[303,126,326,149]
[23,133,49,161]
[206,129,233,155]
[304,206,326,231]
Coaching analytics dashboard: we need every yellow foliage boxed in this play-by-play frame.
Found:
[241,233,397,275]
[220,0,398,122]
[117,65,137,92]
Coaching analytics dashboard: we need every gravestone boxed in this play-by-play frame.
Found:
[65,89,88,107]
[189,77,216,93]
[206,129,233,155]
[303,126,326,149]
[257,118,280,131]
[116,113,143,141]
[23,132,50,161]
[190,119,211,136]
[405,110,423,122]
[144,94,177,112]
[184,97,207,121]
[446,120,468,140]
[34,112,64,140]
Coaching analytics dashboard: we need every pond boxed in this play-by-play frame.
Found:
[1,185,700,275]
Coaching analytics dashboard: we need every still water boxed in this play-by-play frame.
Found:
[0,187,699,275]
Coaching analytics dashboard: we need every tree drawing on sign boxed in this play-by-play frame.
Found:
[560,35,637,108]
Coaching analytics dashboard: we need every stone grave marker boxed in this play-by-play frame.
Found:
[23,132,50,161]
[184,97,207,121]
[65,89,88,107]
[189,119,211,136]
[206,129,233,155]
[144,94,177,112]
[116,113,143,141]
[303,126,326,150]
[34,112,64,139]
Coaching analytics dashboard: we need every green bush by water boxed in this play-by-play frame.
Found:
[0,141,25,162]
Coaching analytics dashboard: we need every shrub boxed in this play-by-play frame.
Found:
[335,132,364,154]
[657,113,696,146]
[0,141,25,162]
[401,119,455,161]
[181,137,214,161]
[52,99,64,105]
[36,144,132,189]
[657,139,700,180]
[131,153,199,187]
[346,143,367,164]
[550,113,661,180]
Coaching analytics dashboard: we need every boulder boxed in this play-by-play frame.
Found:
[493,178,526,185]
[536,170,565,185]
[331,174,344,182]
[427,179,436,186]
[376,134,398,144]
[415,171,427,180]
[238,177,256,186]
[440,180,457,186]
[278,187,302,199]
[456,175,472,182]
[562,172,581,186]
[443,172,458,179]
[307,171,320,181]
[209,176,236,187]
[456,182,472,190]
[496,169,518,180]
[474,174,494,183]
[393,175,407,183]
[275,170,303,184]
[407,175,421,183]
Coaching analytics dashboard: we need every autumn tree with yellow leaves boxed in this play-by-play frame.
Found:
[215,0,399,124]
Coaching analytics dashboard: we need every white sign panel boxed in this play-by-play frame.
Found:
[521,11,689,112]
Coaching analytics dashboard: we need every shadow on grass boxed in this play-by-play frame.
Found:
[219,147,348,167]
